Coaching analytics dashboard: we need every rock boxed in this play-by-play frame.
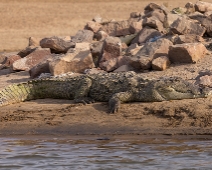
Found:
[12,48,51,71]
[144,3,162,13]
[18,46,38,58]
[170,16,206,36]
[49,50,95,75]
[131,26,162,45]
[2,54,22,68]
[92,15,103,23]
[28,37,41,46]
[0,52,18,64]
[199,75,212,87]
[129,21,143,34]
[29,56,54,79]
[90,41,104,67]
[40,36,75,53]
[152,56,170,71]
[129,38,172,70]
[142,16,165,32]
[71,30,94,43]
[99,55,130,72]
[185,2,195,14]
[126,43,143,56]
[143,9,165,23]
[195,1,212,13]
[101,20,132,36]
[85,21,102,33]
[165,13,181,28]
[75,42,90,51]
[102,36,122,59]
[113,64,134,72]
[130,12,142,18]
[95,30,109,41]
[173,34,204,44]
[168,43,207,63]
[196,14,212,37]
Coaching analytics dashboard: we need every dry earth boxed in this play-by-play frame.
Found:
[1,0,212,136]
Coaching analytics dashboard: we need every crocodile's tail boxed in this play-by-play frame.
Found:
[0,79,73,106]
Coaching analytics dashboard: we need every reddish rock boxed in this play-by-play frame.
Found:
[28,37,41,46]
[130,12,142,18]
[195,1,212,13]
[101,20,132,36]
[71,30,94,43]
[2,54,21,68]
[99,55,130,72]
[152,56,170,71]
[143,9,165,23]
[170,16,206,36]
[126,43,143,56]
[199,75,212,87]
[29,55,54,79]
[129,38,172,70]
[40,36,75,53]
[85,21,102,33]
[102,36,122,59]
[131,26,162,45]
[12,48,51,71]
[0,52,18,64]
[90,41,104,67]
[129,21,143,34]
[49,50,95,75]
[95,30,109,41]
[185,2,195,14]
[173,34,204,44]
[18,46,38,58]
[142,17,164,32]
[168,43,207,63]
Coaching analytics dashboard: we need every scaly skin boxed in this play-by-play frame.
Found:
[0,71,210,113]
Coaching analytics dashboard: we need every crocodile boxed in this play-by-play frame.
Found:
[0,71,210,113]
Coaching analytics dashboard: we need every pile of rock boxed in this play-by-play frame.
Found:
[1,1,212,78]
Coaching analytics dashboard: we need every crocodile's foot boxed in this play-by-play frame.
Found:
[108,98,121,113]
[74,97,95,105]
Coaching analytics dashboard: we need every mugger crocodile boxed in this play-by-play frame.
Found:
[0,71,210,113]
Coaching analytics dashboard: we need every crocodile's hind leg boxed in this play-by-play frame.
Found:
[109,91,134,113]
[74,77,94,104]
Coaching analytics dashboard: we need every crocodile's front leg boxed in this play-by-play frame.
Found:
[74,77,94,104]
[109,91,134,113]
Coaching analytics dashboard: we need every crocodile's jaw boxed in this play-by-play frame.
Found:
[157,86,204,100]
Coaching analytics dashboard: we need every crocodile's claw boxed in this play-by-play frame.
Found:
[108,98,120,113]
[74,97,95,105]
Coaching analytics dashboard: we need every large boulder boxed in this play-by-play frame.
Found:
[129,38,172,70]
[143,9,165,23]
[12,48,51,71]
[131,26,162,45]
[40,36,75,53]
[49,50,95,75]
[170,16,206,36]
[168,43,207,63]
[142,16,164,32]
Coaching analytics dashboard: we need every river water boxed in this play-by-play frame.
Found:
[0,135,212,170]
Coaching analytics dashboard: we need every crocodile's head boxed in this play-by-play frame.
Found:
[155,78,211,100]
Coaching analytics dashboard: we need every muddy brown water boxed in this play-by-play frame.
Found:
[0,135,212,169]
